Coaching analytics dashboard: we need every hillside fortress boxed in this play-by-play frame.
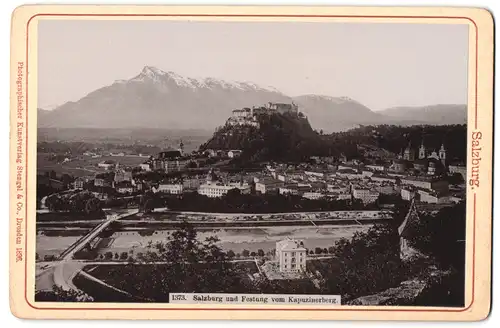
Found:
[226,102,300,128]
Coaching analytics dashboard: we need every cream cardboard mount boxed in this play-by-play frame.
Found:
[9,5,493,321]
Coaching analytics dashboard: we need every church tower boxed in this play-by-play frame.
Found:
[419,141,426,159]
[439,143,446,166]
[178,140,184,156]
[403,142,415,161]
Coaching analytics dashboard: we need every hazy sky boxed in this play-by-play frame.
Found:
[38,20,469,111]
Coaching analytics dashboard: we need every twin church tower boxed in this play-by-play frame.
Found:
[402,140,447,166]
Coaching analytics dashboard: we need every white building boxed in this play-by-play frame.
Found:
[401,188,416,201]
[302,192,324,200]
[140,163,151,171]
[362,170,374,178]
[417,190,450,204]
[276,239,307,272]
[155,183,183,194]
[366,164,386,172]
[198,182,251,198]
[352,188,379,204]
[336,193,352,201]
[279,185,299,196]
[116,184,134,194]
[304,171,325,179]
[228,150,243,158]
[97,161,115,170]
[255,178,284,194]
[371,175,397,183]
[401,177,449,193]
[73,177,86,190]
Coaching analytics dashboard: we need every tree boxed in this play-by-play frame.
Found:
[114,252,119,260]
[85,197,102,215]
[242,249,250,257]
[250,251,257,257]
[226,188,242,199]
[314,247,322,255]
[35,285,94,302]
[447,172,465,185]
[320,224,401,301]
[120,252,129,260]
[60,173,74,187]
[186,161,198,169]
[140,193,156,214]
[140,222,245,298]
[227,250,236,259]
[408,202,466,269]
[44,255,56,261]
[257,249,265,257]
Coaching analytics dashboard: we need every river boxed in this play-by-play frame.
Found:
[37,224,372,259]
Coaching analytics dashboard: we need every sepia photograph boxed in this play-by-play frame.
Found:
[33,18,470,307]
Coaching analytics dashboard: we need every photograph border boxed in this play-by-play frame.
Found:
[10,5,493,320]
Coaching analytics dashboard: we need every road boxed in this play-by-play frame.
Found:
[35,208,139,293]
[58,208,138,260]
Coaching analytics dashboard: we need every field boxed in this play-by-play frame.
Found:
[37,153,147,177]
[36,233,81,259]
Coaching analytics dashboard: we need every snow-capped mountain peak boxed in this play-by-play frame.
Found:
[130,66,282,93]
[142,65,167,77]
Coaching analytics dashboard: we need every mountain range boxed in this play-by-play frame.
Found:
[38,66,467,133]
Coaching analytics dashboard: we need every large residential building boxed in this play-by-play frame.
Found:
[371,174,397,183]
[417,190,450,204]
[155,183,183,194]
[391,160,407,173]
[401,188,416,201]
[352,188,380,204]
[304,170,326,179]
[163,159,189,173]
[376,185,397,195]
[182,177,203,190]
[401,176,449,193]
[198,182,251,198]
[366,164,386,172]
[140,163,152,171]
[302,192,324,200]
[279,184,300,196]
[255,178,284,194]
[94,177,112,188]
[97,160,115,170]
[115,181,134,194]
[73,177,86,190]
[276,239,307,272]
[114,169,132,183]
